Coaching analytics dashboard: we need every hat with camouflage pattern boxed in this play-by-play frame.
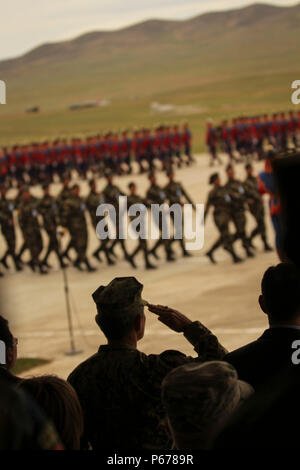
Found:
[162,361,253,448]
[92,277,149,315]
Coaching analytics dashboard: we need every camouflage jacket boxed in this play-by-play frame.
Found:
[0,197,15,229]
[146,184,167,206]
[85,190,105,227]
[60,195,87,232]
[68,321,227,450]
[103,183,125,209]
[164,181,194,207]
[243,175,262,204]
[37,195,58,233]
[204,185,232,219]
[225,179,247,212]
[18,198,41,235]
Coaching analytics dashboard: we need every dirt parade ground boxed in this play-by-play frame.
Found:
[0,154,278,379]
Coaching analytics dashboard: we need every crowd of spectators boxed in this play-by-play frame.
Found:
[1,260,300,450]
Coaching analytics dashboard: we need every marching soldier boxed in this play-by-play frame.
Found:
[127,182,156,270]
[146,171,175,262]
[38,183,67,269]
[225,164,254,259]
[85,179,115,266]
[244,163,272,252]
[0,186,22,271]
[57,174,73,261]
[60,184,96,272]
[164,169,195,258]
[17,186,48,274]
[102,170,135,268]
[204,173,243,264]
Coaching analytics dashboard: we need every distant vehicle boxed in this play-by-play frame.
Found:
[26,106,40,113]
[151,102,175,113]
[68,99,110,110]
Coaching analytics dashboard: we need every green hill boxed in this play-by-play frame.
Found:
[0,2,299,150]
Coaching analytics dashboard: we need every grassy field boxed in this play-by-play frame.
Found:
[0,3,299,151]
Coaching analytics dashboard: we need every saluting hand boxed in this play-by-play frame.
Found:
[147,304,192,333]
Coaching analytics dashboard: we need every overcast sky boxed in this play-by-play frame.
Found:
[0,0,297,60]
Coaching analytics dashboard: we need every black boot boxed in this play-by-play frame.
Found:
[144,252,156,270]
[38,263,48,274]
[1,253,9,270]
[92,249,103,262]
[262,236,273,252]
[245,247,255,258]
[126,254,137,269]
[13,255,23,271]
[166,250,176,262]
[73,259,83,271]
[28,259,36,272]
[85,259,97,272]
[225,247,243,264]
[206,250,216,264]
[57,253,68,269]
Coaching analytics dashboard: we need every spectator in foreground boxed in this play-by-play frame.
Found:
[215,365,300,449]
[162,361,253,450]
[0,315,20,385]
[225,263,300,388]
[68,276,227,450]
[0,384,63,450]
[18,375,84,450]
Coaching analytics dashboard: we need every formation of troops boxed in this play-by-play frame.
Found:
[204,162,273,264]
[0,113,284,277]
[0,124,194,187]
[0,168,198,276]
[206,110,300,165]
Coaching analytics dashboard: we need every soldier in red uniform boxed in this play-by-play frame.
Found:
[182,123,194,165]
[206,121,221,166]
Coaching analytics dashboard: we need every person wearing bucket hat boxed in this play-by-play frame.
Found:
[161,360,253,450]
[68,277,227,450]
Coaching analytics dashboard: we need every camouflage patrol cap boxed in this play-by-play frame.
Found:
[92,277,148,315]
[162,361,253,447]
[209,172,219,185]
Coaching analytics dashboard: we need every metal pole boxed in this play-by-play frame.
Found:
[57,230,82,356]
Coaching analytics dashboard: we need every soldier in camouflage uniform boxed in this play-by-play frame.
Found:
[60,184,96,272]
[204,173,243,264]
[127,182,156,270]
[244,163,272,252]
[17,187,48,274]
[225,164,254,258]
[0,186,22,271]
[146,171,176,262]
[56,174,73,262]
[102,170,135,268]
[164,168,195,258]
[67,277,227,450]
[37,183,67,269]
[85,179,115,266]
